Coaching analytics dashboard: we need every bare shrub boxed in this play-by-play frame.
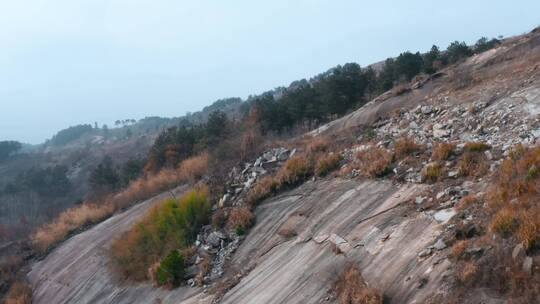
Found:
[212,209,227,229]
[334,264,383,304]
[240,129,264,162]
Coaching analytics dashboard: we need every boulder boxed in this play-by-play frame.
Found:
[421,105,433,115]
[512,244,526,261]
[434,239,447,251]
[523,257,533,275]
[433,123,451,138]
[207,231,227,248]
[418,248,432,258]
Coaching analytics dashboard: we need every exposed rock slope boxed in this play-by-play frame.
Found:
[27,29,540,304]
[27,186,210,304]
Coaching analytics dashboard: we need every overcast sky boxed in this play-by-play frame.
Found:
[1,1,539,144]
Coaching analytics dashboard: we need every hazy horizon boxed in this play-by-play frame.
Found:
[1,1,539,144]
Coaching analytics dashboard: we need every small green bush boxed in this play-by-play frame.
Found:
[110,187,210,281]
[235,226,246,236]
[156,250,185,287]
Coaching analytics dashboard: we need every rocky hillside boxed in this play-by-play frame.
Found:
[0,97,243,244]
[26,28,540,304]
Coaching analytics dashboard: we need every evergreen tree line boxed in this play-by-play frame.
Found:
[135,36,501,174]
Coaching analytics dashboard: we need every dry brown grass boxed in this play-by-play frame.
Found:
[177,153,209,183]
[31,202,114,254]
[227,207,254,231]
[334,264,383,304]
[245,176,279,206]
[3,281,32,304]
[276,155,313,186]
[517,209,540,250]
[422,163,442,183]
[432,142,456,161]
[32,153,209,254]
[451,240,469,260]
[456,194,480,211]
[394,137,422,159]
[457,151,488,177]
[456,261,479,286]
[315,153,342,177]
[464,141,491,153]
[356,146,393,177]
[305,136,330,154]
[487,147,540,249]
[490,207,517,236]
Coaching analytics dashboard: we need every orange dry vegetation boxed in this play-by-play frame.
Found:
[457,151,488,177]
[394,137,422,159]
[455,194,480,211]
[276,155,313,186]
[334,264,383,304]
[456,261,479,286]
[32,153,209,254]
[356,146,393,177]
[3,281,32,304]
[432,142,456,161]
[305,136,330,154]
[315,153,342,177]
[246,176,279,206]
[227,207,254,231]
[488,145,540,250]
[451,240,469,260]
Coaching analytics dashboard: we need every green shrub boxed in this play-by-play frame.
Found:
[156,250,185,287]
[235,226,246,236]
[110,187,210,281]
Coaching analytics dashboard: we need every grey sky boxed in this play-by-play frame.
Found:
[1,1,538,144]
